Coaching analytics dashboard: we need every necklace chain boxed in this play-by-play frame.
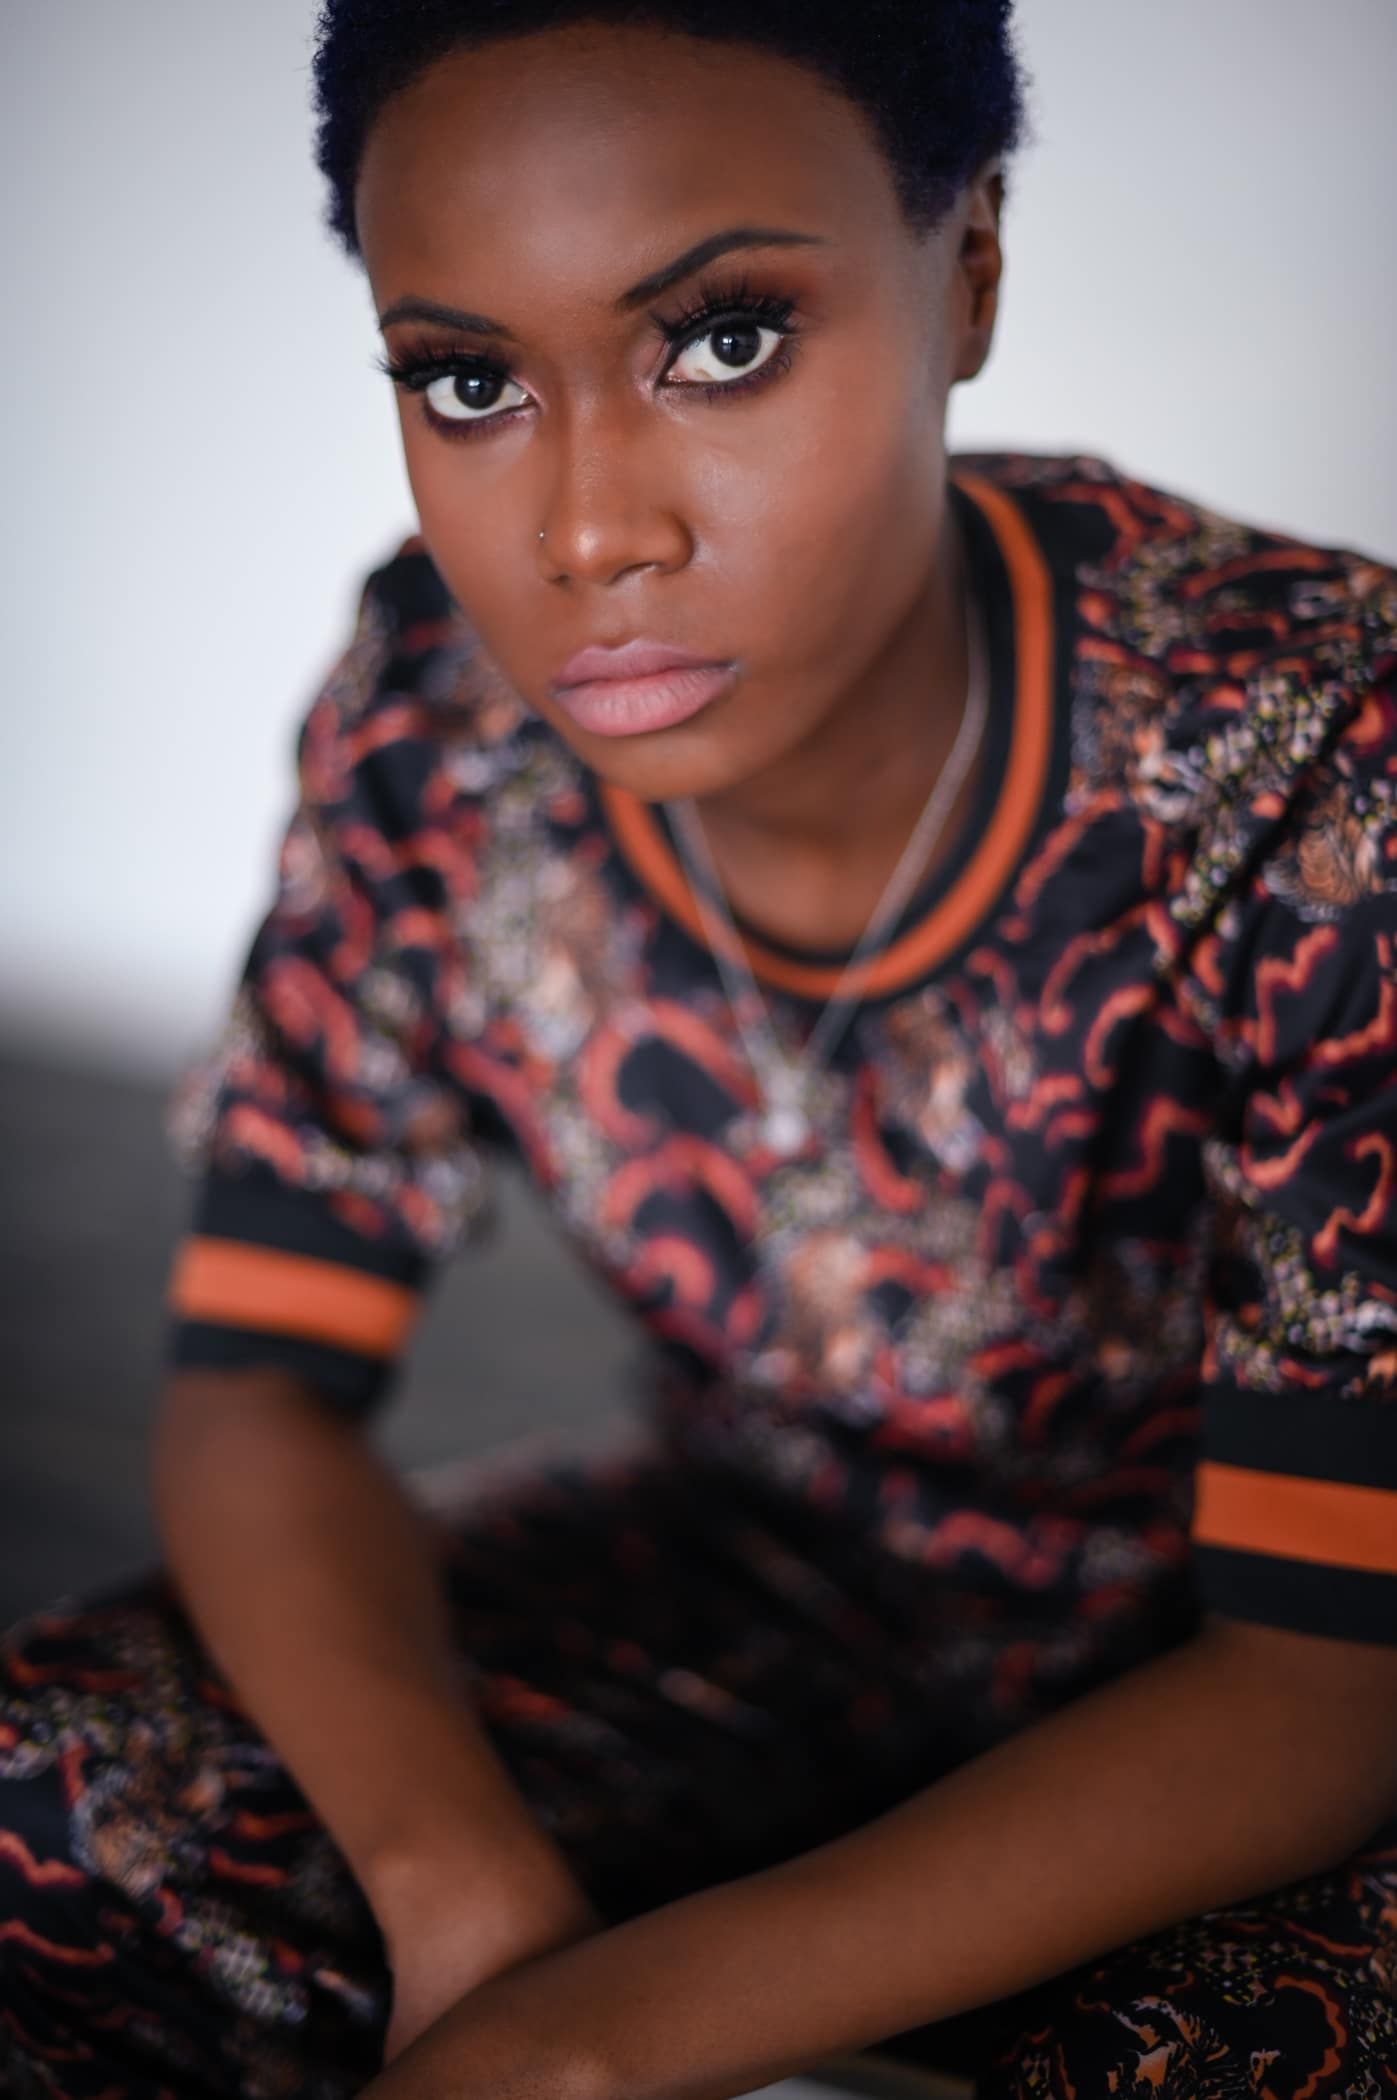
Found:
[666,581,990,1155]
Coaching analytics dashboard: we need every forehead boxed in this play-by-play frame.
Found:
[356,22,906,298]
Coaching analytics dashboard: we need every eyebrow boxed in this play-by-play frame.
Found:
[376,224,830,337]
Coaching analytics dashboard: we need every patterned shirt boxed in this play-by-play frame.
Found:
[163,449,1397,1745]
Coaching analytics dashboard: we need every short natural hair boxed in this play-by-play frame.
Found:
[311,1,1030,260]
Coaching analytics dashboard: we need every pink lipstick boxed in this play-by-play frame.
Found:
[549,639,738,738]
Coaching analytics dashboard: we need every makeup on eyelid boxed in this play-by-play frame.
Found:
[373,272,804,434]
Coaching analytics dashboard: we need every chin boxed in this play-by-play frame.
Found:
[567,729,752,804]
[532,686,779,804]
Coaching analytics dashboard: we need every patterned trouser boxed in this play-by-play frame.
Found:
[2,1430,1396,2097]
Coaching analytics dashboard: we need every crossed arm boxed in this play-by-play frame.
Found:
[362,1612,1397,2100]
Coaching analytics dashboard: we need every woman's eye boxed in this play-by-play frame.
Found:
[666,321,785,388]
[423,366,530,424]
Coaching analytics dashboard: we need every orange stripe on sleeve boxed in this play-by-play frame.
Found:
[1193,1460,1397,1579]
[167,1238,420,1359]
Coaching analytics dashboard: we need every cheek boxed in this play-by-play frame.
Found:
[396,415,535,641]
[707,367,940,661]
[738,317,935,522]
[398,411,494,546]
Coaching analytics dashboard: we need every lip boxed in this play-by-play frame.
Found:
[551,663,739,739]
[553,638,727,687]
[549,638,738,739]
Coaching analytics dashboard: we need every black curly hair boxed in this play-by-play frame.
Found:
[310,1,1030,262]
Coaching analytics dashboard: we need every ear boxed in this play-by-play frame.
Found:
[950,160,1005,385]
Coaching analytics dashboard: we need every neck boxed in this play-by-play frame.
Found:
[684,498,976,955]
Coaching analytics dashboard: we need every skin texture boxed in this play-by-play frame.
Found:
[355,20,1005,955]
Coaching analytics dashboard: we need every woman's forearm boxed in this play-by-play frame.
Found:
[364,1614,1397,2100]
[151,1367,590,1933]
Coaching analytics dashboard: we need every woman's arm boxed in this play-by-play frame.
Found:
[361,1612,1397,2100]
[152,1367,601,2015]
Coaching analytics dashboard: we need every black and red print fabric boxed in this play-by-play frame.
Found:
[163,451,1397,1693]
[3,1438,1397,2094]
[4,449,1397,2094]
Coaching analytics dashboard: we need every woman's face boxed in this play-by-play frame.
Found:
[356,21,1000,804]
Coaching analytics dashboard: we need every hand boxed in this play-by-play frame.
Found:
[375,1842,607,2066]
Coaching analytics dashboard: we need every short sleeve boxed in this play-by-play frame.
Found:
[162,547,492,1420]
[1187,682,1397,1644]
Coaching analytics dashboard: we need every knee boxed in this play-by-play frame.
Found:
[0,1750,119,2056]
[0,1583,193,1925]
[977,1940,1382,2094]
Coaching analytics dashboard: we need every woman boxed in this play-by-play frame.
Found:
[4,4,1396,2094]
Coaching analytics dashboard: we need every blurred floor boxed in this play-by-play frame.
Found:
[0,1043,641,1627]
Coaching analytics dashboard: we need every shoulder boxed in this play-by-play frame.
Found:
[953,447,1395,681]
[316,528,527,742]
[960,449,1397,919]
[954,445,1392,602]
[295,531,546,835]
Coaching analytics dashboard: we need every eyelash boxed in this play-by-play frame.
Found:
[371,273,802,443]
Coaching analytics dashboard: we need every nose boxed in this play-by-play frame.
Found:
[536,394,692,586]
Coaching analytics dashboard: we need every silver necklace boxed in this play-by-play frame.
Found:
[665,581,989,1158]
